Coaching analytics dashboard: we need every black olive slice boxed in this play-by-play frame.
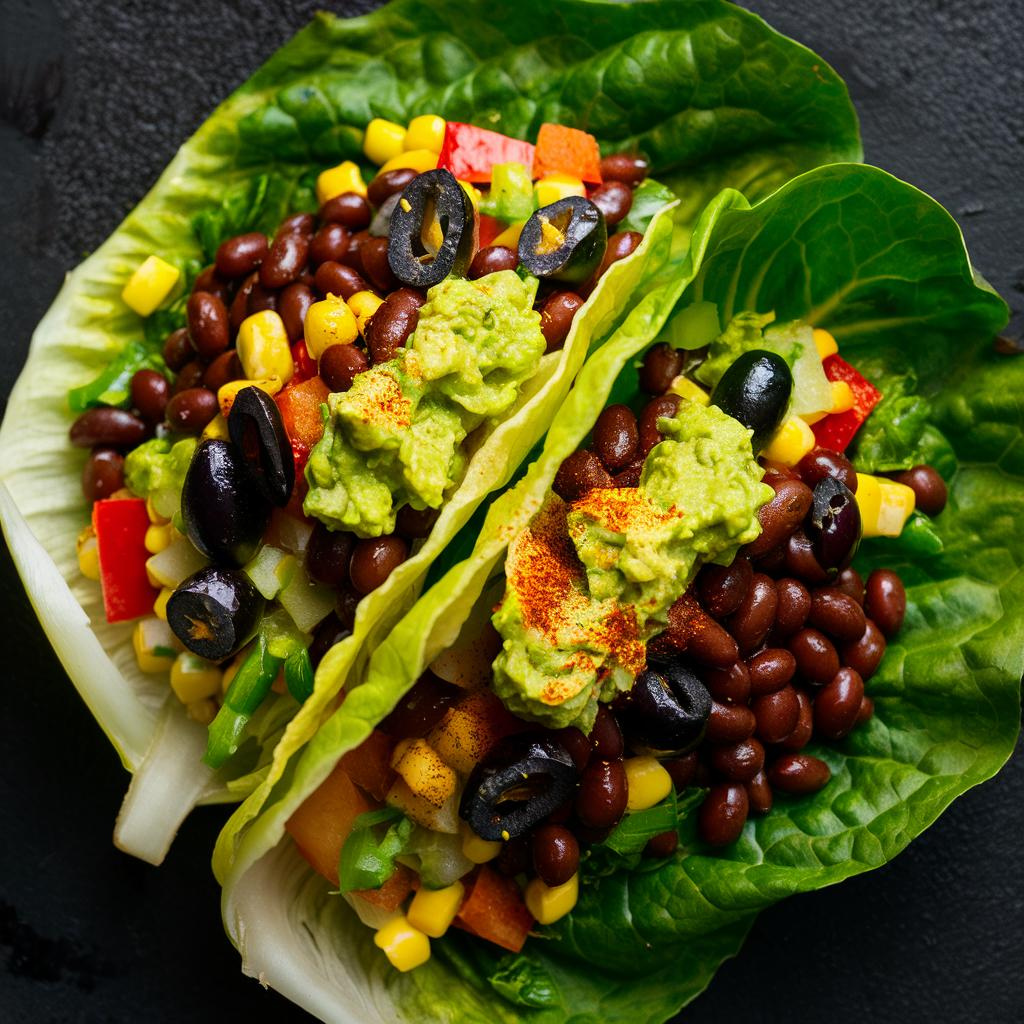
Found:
[710,349,793,452]
[807,476,861,574]
[616,663,711,755]
[517,196,607,284]
[387,168,476,288]
[166,566,265,662]
[227,386,295,507]
[181,438,271,567]
[460,735,578,841]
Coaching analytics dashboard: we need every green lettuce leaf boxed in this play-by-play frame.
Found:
[218,165,1017,1022]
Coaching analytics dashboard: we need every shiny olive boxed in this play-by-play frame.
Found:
[227,386,295,507]
[617,661,711,754]
[459,735,578,841]
[181,439,270,567]
[807,476,861,574]
[711,350,793,452]
[388,169,476,288]
[166,566,265,661]
[518,196,607,284]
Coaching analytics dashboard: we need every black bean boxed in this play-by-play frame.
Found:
[276,212,316,238]
[575,759,628,829]
[745,770,773,816]
[191,265,230,304]
[172,359,206,395]
[314,261,371,302]
[892,464,947,515]
[165,388,218,434]
[162,327,192,372]
[835,567,865,606]
[747,648,796,696]
[395,504,439,541]
[644,830,679,857]
[773,578,811,637]
[349,535,408,594]
[279,283,315,342]
[841,619,886,680]
[319,344,369,393]
[808,587,867,643]
[589,181,633,227]
[230,273,257,330]
[202,351,243,394]
[468,245,518,280]
[367,168,418,209]
[709,738,764,782]
[706,701,756,744]
[584,230,642,294]
[69,407,147,448]
[540,291,584,353]
[552,450,613,502]
[856,696,876,725]
[306,523,355,587]
[309,223,351,266]
[531,824,580,887]
[687,613,740,669]
[308,613,352,669]
[187,291,230,359]
[247,279,278,315]
[745,477,813,557]
[592,404,639,471]
[704,660,751,704]
[752,685,801,744]
[82,447,124,502]
[663,752,699,789]
[864,569,907,637]
[638,394,681,456]
[215,232,268,279]
[553,726,592,772]
[589,705,624,760]
[768,753,830,794]
[359,236,399,293]
[130,369,170,425]
[599,153,648,187]
[698,783,748,846]
[319,192,372,230]
[788,628,840,686]
[697,557,753,620]
[365,288,424,364]
[260,231,309,289]
[779,690,814,751]
[728,573,778,654]
[784,529,829,585]
[814,667,864,740]
[797,447,858,494]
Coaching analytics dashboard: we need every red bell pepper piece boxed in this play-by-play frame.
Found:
[275,375,330,475]
[437,122,535,184]
[811,353,882,453]
[478,214,505,248]
[290,340,318,383]
[453,865,534,953]
[532,123,602,184]
[92,497,159,623]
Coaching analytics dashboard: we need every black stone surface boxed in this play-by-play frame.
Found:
[0,2,1021,1022]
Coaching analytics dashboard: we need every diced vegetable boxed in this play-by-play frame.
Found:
[477,214,505,248]
[386,778,460,833]
[242,544,290,599]
[339,807,414,892]
[762,416,816,466]
[531,123,602,184]
[145,536,208,589]
[347,291,384,334]
[373,916,431,972]
[437,122,535,184]
[143,522,173,555]
[275,376,330,473]
[455,865,534,953]
[217,377,282,418]
[407,880,464,938]
[813,327,839,358]
[276,557,335,633]
[479,162,535,223]
[121,255,179,316]
[169,651,222,704]
[460,824,501,865]
[489,220,526,250]
[76,526,100,580]
[93,497,159,623]
[812,354,882,452]
[304,295,359,359]
[340,730,396,802]
[390,740,457,808]
[264,509,315,555]
[623,756,672,811]
[363,117,407,165]
[405,114,446,154]
[427,690,527,774]
[524,873,579,925]
[855,472,917,537]
[534,171,586,208]
[316,160,366,203]
[131,617,178,673]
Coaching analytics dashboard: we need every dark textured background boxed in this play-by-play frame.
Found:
[1,2,1022,1022]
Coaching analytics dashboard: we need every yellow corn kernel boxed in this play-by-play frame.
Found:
[146,497,170,525]
[316,160,367,204]
[461,823,502,864]
[305,294,359,359]
[373,916,431,972]
[855,473,916,538]
[829,380,856,414]
[378,148,439,176]
[762,416,816,466]
[144,522,173,555]
[534,172,586,207]
[153,587,173,621]
[624,756,673,812]
[457,180,481,210]
[202,413,230,441]
[122,255,180,316]
[364,118,408,165]
[813,328,839,359]
[186,698,218,726]
[405,114,446,154]
[236,310,294,384]
[77,527,100,581]
[216,378,282,418]
[132,618,177,674]
[525,873,578,925]
[407,880,464,938]
[169,652,222,704]
[491,220,526,250]
[668,375,710,405]
[347,290,385,335]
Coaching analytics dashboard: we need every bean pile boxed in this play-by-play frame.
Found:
[70,152,651,612]
[544,341,948,854]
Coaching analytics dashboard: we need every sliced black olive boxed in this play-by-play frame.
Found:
[387,168,476,288]
[517,196,607,284]
[369,192,401,238]
[227,386,294,507]
[616,662,711,755]
[710,349,793,452]
[181,438,271,567]
[807,476,861,574]
[460,735,578,841]
[166,566,265,661]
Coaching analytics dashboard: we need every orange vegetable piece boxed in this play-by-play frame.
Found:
[355,863,415,911]
[340,730,396,802]
[455,865,534,953]
[427,689,527,774]
[275,375,330,471]
[532,123,602,185]
[285,759,375,886]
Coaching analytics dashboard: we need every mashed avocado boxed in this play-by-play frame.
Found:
[304,271,545,537]
[492,401,772,731]
[123,437,197,519]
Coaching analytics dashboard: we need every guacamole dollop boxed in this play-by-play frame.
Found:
[304,271,545,537]
[123,437,197,519]
[492,401,773,731]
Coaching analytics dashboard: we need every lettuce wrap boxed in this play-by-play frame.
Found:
[0,0,861,864]
[215,163,1018,1022]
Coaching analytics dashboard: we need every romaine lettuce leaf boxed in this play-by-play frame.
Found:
[217,165,1017,1023]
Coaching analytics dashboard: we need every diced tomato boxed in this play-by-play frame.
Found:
[92,497,158,623]
[437,122,535,184]
[454,865,534,953]
[478,214,506,249]
[286,760,377,886]
[340,730,396,802]
[812,354,883,452]
[532,123,602,184]
[276,375,330,474]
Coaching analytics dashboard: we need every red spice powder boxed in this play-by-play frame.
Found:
[344,370,412,429]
